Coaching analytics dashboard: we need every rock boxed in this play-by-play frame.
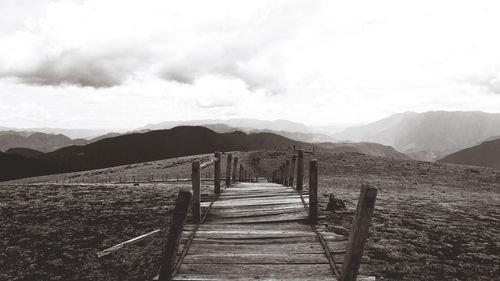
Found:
[326,193,346,211]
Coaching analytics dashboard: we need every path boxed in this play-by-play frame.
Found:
[172,180,374,280]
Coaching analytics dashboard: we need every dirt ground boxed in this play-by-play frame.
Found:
[1,150,499,280]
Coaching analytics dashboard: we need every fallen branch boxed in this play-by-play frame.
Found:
[97,229,161,258]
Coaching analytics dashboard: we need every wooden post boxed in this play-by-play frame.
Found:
[158,188,193,281]
[232,156,238,182]
[214,152,221,194]
[290,155,296,187]
[296,149,304,191]
[225,153,232,186]
[309,159,318,224]
[239,164,244,182]
[282,164,286,185]
[284,160,290,186]
[191,161,201,223]
[340,185,378,281]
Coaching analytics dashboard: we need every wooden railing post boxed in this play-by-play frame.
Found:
[191,161,201,223]
[232,156,238,182]
[158,188,193,281]
[239,164,244,182]
[340,185,378,281]
[214,152,221,194]
[279,165,283,184]
[284,160,290,186]
[296,149,304,191]
[290,155,296,187]
[225,153,232,186]
[309,159,318,224]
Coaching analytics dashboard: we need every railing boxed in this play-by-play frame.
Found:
[270,149,378,281]
[157,151,254,281]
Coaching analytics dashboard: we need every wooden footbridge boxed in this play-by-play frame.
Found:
[153,150,377,281]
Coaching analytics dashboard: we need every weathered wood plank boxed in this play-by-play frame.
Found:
[185,242,326,254]
[175,264,335,279]
[182,253,330,264]
[203,213,310,224]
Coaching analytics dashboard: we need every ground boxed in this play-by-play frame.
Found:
[1,150,499,280]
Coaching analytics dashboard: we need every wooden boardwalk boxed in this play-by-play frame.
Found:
[173,180,374,281]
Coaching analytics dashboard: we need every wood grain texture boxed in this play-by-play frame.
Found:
[171,181,374,281]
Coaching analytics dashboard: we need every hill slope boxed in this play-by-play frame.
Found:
[0,151,68,181]
[439,138,500,169]
[335,111,500,161]
[315,142,410,160]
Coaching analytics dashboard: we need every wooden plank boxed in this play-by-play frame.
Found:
[185,222,312,231]
[208,209,306,218]
[185,242,326,254]
[203,213,309,224]
[182,253,330,264]
[208,205,305,214]
[175,264,335,279]
[193,230,316,238]
[181,236,320,245]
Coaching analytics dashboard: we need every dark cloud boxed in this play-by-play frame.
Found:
[3,49,150,88]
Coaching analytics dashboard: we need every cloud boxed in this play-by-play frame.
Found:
[0,0,318,90]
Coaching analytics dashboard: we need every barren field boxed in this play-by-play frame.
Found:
[251,150,500,281]
[2,150,499,280]
[0,152,245,281]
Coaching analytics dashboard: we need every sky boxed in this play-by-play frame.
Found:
[1,0,500,130]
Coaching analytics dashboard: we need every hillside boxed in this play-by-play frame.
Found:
[5,147,45,158]
[315,142,410,160]
[42,126,308,172]
[439,138,500,169]
[335,111,500,161]
[0,151,68,181]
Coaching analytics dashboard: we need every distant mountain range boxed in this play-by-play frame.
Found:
[334,111,500,161]
[439,138,500,169]
[142,119,337,143]
[0,126,311,181]
[142,118,313,132]
[0,131,123,153]
[1,126,415,181]
[0,132,87,153]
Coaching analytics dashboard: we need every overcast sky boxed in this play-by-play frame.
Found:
[1,0,500,130]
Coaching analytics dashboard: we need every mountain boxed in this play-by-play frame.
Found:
[0,132,88,153]
[315,142,410,160]
[144,119,337,143]
[0,151,68,181]
[439,138,500,169]
[0,127,112,139]
[142,118,313,133]
[334,111,500,161]
[87,132,122,143]
[42,126,309,172]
